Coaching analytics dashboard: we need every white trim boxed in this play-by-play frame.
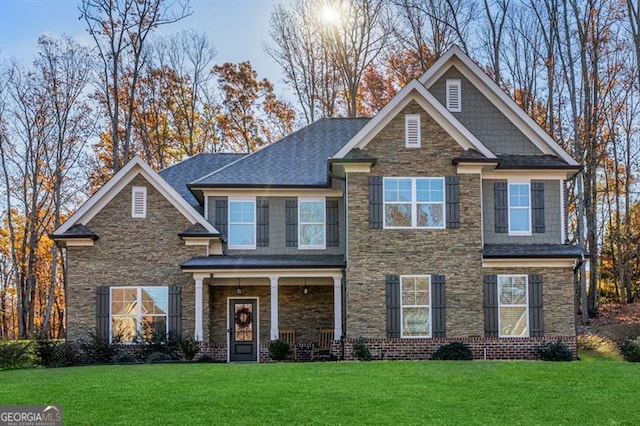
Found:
[184,269,344,279]
[227,196,256,250]
[457,163,496,174]
[419,47,578,166]
[338,163,372,173]
[497,275,529,338]
[204,196,209,221]
[332,275,343,340]
[483,170,576,180]
[405,113,421,148]
[227,296,259,363]
[383,177,446,229]
[482,258,574,268]
[400,275,432,338]
[109,286,169,344]
[507,181,532,236]
[131,186,147,218]
[57,238,95,247]
[55,156,218,236]
[333,80,495,159]
[201,188,343,198]
[194,276,204,341]
[270,276,279,340]
[298,197,326,250]
[446,79,461,112]
[560,180,566,244]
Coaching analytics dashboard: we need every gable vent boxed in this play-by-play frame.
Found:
[131,186,147,218]
[446,79,461,112]
[405,114,421,148]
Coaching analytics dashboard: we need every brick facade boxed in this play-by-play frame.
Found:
[66,174,204,341]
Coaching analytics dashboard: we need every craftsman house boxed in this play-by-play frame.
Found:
[53,46,583,361]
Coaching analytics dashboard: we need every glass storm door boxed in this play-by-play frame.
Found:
[229,299,257,362]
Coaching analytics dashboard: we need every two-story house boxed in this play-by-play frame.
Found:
[53,46,584,361]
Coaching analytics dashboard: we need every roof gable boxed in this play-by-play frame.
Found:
[333,80,495,159]
[419,46,578,166]
[54,156,218,236]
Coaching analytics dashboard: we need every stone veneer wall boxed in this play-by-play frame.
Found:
[344,100,576,357]
[66,174,205,341]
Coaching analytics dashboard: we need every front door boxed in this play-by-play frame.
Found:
[229,299,257,362]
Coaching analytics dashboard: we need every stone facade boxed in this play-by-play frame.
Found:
[66,174,204,341]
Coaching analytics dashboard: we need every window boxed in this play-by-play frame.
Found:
[401,276,431,337]
[446,79,461,112]
[384,177,445,228]
[110,287,168,343]
[229,198,256,249]
[498,275,528,337]
[405,114,421,148]
[298,197,325,249]
[508,182,531,235]
[131,186,147,218]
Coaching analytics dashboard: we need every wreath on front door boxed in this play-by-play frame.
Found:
[234,307,252,328]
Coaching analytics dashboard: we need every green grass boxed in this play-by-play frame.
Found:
[1,361,639,425]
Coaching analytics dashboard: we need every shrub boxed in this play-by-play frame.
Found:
[430,342,473,360]
[619,337,640,362]
[146,351,173,363]
[77,332,120,364]
[194,354,215,363]
[268,339,290,361]
[352,338,372,361]
[35,339,76,367]
[0,340,34,369]
[177,337,201,362]
[536,341,574,361]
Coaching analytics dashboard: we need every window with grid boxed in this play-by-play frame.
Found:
[401,275,431,337]
[498,275,528,337]
[110,287,168,343]
[384,177,445,228]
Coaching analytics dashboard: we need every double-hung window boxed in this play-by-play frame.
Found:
[110,287,168,343]
[401,275,431,337]
[508,181,531,235]
[498,275,528,337]
[298,197,325,249]
[228,197,256,249]
[384,177,445,228]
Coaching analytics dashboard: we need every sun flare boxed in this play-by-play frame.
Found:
[321,5,341,27]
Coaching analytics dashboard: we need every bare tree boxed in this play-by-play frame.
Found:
[480,0,510,84]
[80,0,191,173]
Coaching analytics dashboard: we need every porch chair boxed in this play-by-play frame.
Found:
[314,328,335,361]
[278,329,296,360]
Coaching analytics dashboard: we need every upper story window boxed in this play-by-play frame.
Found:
[508,182,531,235]
[111,286,168,343]
[384,177,445,229]
[498,275,529,337]
[405,114,421,148]
[446,79,461,112]
[228,197,256,249]
[131,186,147,218]
[401,275,431,338]
[298,197,326,249]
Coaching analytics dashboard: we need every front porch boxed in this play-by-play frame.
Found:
[183,256,344,362]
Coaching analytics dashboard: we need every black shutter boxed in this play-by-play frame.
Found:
[369,176,383,229]
[431,275,446,338]
[168,285,182,339]
[445,176,460,228]
[214,199,228,238]
[528,275,544,337]
[494,182,508,233]
[285,199,298,247]
[326,199,339,247]
[256,199,269,247]
[386,275,401,338]
[532,181,545,233]
[483,275,498,337]
[96,286,110,342]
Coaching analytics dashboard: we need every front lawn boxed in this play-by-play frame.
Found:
[1,361,639,425]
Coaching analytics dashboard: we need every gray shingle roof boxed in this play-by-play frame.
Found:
[483,244,587,258]
[178,223,220,238]
[495,154,580,170]
[52,223,99,240]
[191,118,370,187]
[159,153,245,207]
[452,149,494,163]
[181,255,345,270]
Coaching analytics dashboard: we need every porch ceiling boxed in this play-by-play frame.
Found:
[181,254,346,270]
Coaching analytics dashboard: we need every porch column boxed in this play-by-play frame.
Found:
[194,274,206,341]
[270,276,279,340]
[333,275,343,340]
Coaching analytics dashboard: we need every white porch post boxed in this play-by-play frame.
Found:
[194,274,206,341]
[270,276,279,340]
[333,275,343,340]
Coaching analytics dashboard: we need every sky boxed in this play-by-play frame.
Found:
[0,0,288,94]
